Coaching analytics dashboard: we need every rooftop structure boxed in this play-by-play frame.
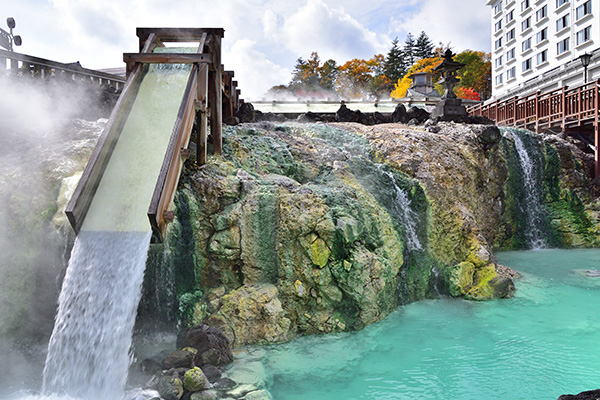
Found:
[487,0,600,100]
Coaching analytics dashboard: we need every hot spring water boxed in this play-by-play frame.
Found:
[263,249,600,400]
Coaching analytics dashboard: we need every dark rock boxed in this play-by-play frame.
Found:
[468,114,495,125]
[374,112,389,124]
[256,112,286,122]
[157,375,184,400]
[558,389,600,399]
[473,125,502,150]
[224,116,240,126]
[236,102,256,123]
[391,103,407,123]
[190,391,217,400]
[406,106,430,123]
[407,118,419,126]
[163,349,196,369]
[297,111,320,122]
[487,276,515,298]
[360,114,375,126]
[141,358,163,374]
[213,377,237,390]
[336,104,361,123]
[201,364,222,383]
[177,324,234,367]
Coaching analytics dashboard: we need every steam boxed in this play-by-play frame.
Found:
[0,73,109,396]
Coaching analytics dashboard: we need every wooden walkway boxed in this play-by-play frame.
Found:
[468,80,600,178]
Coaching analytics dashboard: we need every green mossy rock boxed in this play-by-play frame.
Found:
[183,367,211,392]
[158,375,184,400]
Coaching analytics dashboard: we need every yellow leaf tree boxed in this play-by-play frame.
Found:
[390,56,442,99]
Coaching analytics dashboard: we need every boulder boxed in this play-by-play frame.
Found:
[162,349,196,369]
[558,389,600,399]
[390,103,407,123]
[336,104,361,122]
[157,375,184,400]
[406,106,430,123]
[200,364,222,383]
[190,391,218,400]
[183,367,211,392]
[177,324,234,367]
[236,102,256,123]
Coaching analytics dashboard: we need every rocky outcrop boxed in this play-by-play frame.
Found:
[558,389,600,400]
[147,119,600,347]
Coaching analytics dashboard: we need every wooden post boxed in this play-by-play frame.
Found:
[208,35,223,154]
[196,63,209,165]
[561,86,567,132]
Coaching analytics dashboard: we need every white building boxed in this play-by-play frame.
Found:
[487,0,600,101]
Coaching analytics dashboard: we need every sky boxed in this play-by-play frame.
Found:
[1,0,491,99]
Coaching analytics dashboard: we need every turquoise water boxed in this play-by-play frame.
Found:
[264,249,600,400]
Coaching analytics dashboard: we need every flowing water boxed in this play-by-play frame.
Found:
[509,129,548,249]
[379,168,422,251]
[39,51,194,399]
[264,249,600,400]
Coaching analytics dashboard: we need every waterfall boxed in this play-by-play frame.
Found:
[42,230,151,400]
[380,168,423,251]
[509,130,548,249]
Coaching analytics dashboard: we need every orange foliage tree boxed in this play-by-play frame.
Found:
[390,56,442,99]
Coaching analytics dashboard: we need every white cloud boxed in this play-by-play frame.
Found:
[264,0,389,63]
[223,39,291,100]
[391,0,491,53]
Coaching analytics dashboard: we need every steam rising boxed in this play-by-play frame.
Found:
[0,74,110,396]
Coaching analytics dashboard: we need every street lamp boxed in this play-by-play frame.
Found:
[0,17,22,51]
[579,53,592,84]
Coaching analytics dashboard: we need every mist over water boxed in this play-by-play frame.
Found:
[0,74,109,396]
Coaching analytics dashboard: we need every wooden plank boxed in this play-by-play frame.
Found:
[197,64,209,165]
[65,64,147,233]
[208,35,223,154]
[137,27,224,42]
[148,64,199,240]
[123,53,212,64]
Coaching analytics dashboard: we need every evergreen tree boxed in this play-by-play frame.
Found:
[402,32,417,67]
[414,31,435,60]
[384,37,407,85]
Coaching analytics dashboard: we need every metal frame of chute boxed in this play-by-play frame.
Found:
[66,28,225,243]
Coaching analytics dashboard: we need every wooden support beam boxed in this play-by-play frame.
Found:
[197,64,209,165]
[208,35,223,154]
[123,53,212,65]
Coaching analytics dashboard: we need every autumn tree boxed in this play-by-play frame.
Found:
[336,54,390,99]
[390,56,442,99]
[454,50,492,100]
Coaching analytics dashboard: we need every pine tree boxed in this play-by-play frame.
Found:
[384,37,407,85]
[402,32,417,67]
[414,31,435,60]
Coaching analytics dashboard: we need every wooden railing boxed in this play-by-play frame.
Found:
[467,80,600,131]
[0,48,126,90]
[468,80,600,178]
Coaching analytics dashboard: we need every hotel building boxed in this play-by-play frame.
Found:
[487,0,600,100]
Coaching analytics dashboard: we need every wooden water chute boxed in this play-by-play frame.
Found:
[66,28,228,242]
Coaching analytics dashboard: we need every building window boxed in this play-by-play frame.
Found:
[556,0,569,7]
[507,48,516,61]
[496,74,504,85]
[507,66,516,80]
[495,2,503,14]
[556,14,570,31]
[557,38,569,54]
[507,28,515,41]
[575,1,592,20]
[537,50,548,64]
[522,37,532,51]
[506,10,514,23]
[523,58,532,72]
[537,27,548,43]
[521,0,530,12]
[495,37,503,49]
[522,16,531,31]
[536,5,547,21]
[495,56,503,67]
[495,20,503,32]
[576,26,592,45]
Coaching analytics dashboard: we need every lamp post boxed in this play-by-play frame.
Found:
[0,17,21,51]
[579,53,592,84]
